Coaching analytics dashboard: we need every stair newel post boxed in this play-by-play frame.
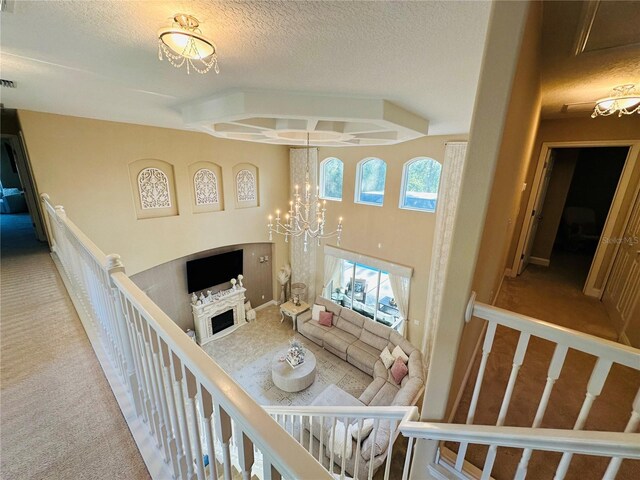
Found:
[603,387,640,479]
[170,353,196,480]
[554,358,613,480]
[214,402,233,480]
[105,254,141,414]
[198,386,219,480]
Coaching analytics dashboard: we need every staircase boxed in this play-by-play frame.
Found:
[40,193,639,480]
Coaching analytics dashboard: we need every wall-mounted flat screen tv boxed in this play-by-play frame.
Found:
[186,250,243,293]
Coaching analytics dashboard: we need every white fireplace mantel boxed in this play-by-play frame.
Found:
[192,287,246,345]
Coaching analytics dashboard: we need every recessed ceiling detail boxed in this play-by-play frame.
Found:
[181,91,429,146]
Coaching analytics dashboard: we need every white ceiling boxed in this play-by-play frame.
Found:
[0,0,491,139]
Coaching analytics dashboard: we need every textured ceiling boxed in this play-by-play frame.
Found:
[0,1,491,138]
[541,1,640,118]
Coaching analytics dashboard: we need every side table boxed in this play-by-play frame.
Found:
[280,300,310,331]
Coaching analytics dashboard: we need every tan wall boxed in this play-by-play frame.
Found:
[18,111,290,304]
[530,149,578,260]
[446,1,542,416]
[315,134,467,346]
[131,243,274,331]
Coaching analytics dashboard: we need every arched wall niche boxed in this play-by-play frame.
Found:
[129,158,179,219]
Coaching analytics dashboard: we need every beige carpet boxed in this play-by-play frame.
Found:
[1,214,149,479]
[451,252,640,479]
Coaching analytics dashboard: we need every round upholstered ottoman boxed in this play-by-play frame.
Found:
[271,349,316,392]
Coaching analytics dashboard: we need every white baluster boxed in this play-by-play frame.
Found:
[340,415,349,478]
[147,325,174,463]
[214,403,233,480]
[353,417,363,480]
[197,385,219,480]
[554,358,613,479]
[185,369,206,480]
[603,388,640,479]
[329,416,337,475]
[482,333,530,479]
[402,436,415,480]
[368,418,380,480]
[171,353,196,479]
[384,419,398,480]
[236,430,255,480]
[161,342,189,479]
[456,322,497,471]
[515,344,568,480]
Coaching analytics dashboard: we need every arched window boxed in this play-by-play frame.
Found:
[400,157,442,212]
[194,168,219,205]
[319,157,344,201]
[355,158,386,206]
[137,167,171,209]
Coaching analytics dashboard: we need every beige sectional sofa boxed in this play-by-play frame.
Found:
[297,296,425,478]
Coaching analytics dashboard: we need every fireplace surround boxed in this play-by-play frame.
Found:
[192,287,246,345]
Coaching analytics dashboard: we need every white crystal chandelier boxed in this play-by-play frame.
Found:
[268,133,343,252]
[591,84,640,118]
[158,14,219,75]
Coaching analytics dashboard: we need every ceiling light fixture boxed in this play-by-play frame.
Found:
[268,133,343,252]
[158,14,219,75]
[591,84,640,118]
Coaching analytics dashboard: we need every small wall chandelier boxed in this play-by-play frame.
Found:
[591,84,640,118]
[268,133,343,252]
[158,14,219,75]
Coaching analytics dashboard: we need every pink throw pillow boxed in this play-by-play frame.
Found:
[318,310,333,327]
[390,357,409,384]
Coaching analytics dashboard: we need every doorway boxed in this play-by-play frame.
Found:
[527,147,628,288]
[513,141,639,298]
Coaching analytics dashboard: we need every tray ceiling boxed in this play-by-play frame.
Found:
[0,1,490,140]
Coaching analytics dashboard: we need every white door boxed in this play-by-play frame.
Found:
[518,152,555,274]
[602,188,640,345]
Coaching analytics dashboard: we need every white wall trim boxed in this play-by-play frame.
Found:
[255,299,277,311]
[324,244,413,278]
[51,254,172,480]
[529,256,550,267]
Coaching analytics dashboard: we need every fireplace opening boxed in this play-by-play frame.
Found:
[211,310,234,335]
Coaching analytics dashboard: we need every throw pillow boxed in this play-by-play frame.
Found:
[311,304,326,321]
[391,357,409,384]
[318,310,333,327]
[351,418,375,442]
[329,420,352,460]
[380,347,395,369]
[392,345,409,364]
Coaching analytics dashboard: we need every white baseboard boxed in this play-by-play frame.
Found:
[51,254,172,480]
[254,299,277,311]
[620,332,632,346]
[529,256,550,267]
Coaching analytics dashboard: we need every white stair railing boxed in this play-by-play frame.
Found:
[435,299,640,480]
[400,422,640,479]
[265,405,419,480]
[41,194,330,480]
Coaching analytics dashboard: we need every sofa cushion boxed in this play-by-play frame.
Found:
[347,340,380,376]
[298,319,332,346]
[390,357,409,384]
[312,384,364,408]
[407,351,425,382]
[314,296,342,316]
[324,328,358,360]
[358,376,386,406]
[392,377,423,406]
[373,359,388,379]
[389,331,417,357]
[336,308,365,337]
[369,381,399,407]
[361,420,392,462]
[359,321,391,351]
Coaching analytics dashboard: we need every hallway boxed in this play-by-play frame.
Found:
[0,214,149,479]
[451,254,640,479]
